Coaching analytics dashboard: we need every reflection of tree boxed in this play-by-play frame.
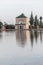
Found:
[16,30,43,48]
[30,31,34,48]
[30,30,39,48]
[34,30,38,43]
[0,31,2,40]
[40,31,42,43]
[16,30,26,47]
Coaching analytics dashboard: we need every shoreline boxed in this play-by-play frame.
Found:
[0,28,43,32]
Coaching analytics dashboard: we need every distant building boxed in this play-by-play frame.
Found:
[15,13,30,29]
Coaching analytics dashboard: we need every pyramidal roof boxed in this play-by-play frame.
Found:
[16,13,27,18]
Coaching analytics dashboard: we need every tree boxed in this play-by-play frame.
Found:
[40,16,42,21]
[39,16,43,28]
[40,16,42,25]
[34,15,38,28]
[0,22,3,26]
[29,12,34,26]
[0,22,3,29]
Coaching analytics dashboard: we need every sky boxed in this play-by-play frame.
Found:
[0,0,43,24]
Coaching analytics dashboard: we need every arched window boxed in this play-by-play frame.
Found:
[19,21,24,24]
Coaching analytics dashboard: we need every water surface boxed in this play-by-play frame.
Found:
[0,30,43,65]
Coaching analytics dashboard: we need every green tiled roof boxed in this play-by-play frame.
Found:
[16,13,27,18]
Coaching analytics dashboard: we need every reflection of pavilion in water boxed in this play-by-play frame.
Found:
[15,30,43,48]
[15,30,27,47]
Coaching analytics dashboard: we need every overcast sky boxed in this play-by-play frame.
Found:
[0,0,43,24]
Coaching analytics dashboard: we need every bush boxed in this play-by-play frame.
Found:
[5,25,15,29]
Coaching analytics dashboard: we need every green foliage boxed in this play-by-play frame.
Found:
[30,12,34,26]
[39,16,43,28]
[34,15,39,28]
[5,25,15,29]
[39,23,43,28]
[0,22,3,29]
[0,22,3,26]
[29,14,43,28]
[4,22,15,29]
[40,16,42,21]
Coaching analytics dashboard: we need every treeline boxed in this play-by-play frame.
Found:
[0,22,15,29]
[29,12,43,29]
[4,22,15,29]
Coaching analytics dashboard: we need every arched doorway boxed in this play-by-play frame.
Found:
[19,23,23,29]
